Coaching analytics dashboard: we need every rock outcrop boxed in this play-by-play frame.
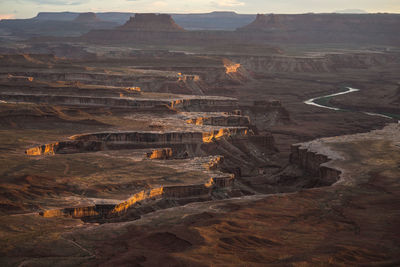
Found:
[290,144,341,186]
[186,115,250,126]
[229,52,399,73]
[118,14,185,32]
[73,12,101,23]
[146,148,174,159]
[240,14,285,31]
[240,100,291,130]
[0,93,171,109]
[40,172,235,221]
[26,128,251,155]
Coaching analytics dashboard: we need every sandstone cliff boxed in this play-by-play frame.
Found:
[118,14,185,32]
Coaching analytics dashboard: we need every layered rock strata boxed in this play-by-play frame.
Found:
[0,92,239,111]
[26,128,250,155]
[40,156,235,220]
[290,144,342,186]
[186,115,250,126]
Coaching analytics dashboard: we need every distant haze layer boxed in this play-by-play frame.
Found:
[0,0,399,19]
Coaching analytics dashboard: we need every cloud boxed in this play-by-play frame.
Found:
[151,1,168,8]
[0,14,15,20]
[21,0,89,5]
[210,0,245,7]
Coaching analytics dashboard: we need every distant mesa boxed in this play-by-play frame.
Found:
[74,12,101,23]
[207,11,239,17]
[237,13,400,37]
[238,14,285,31]
[77,12,400,46]
[118,13,185,31]
[33,12,78,21]
[334,9,367,14]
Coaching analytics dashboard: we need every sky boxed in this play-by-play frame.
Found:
[1,0,399,19]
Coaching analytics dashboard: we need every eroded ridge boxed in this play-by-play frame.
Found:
[26,128,251,155]
[22,89,276,222]
[39,155,235,222]
[290,123,400,186]
[290,143,343,186]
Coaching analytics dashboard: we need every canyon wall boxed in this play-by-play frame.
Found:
[40,174,235,220]
[26,128,250,155]
[290,144,341,186]
[229,52,399,73]
[241,100,291,130]
[0,93,171,109]
[1,71,179,89]
[186,115,250,126]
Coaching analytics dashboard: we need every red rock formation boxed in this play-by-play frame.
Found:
[118,13,185,32]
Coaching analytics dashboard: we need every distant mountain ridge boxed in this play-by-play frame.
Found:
[32,11,256,30]
[118,14,185,32]
[81,12,400,46]
[2,11,400,45]
[334,9,367,14]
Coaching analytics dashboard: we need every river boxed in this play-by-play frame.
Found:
[304,87,394,120]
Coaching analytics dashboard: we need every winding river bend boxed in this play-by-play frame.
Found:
[304,87,394,119]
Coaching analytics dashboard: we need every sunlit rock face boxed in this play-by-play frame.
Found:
[25,128,251,155]
[205,156,224,170]
[147,148,173,159]
[0,74,34,82]
[202,128,250,143]
[39,172,235,220]
[112,188,165,214]
[25,142,59,155]
[169,98,239,112]
[186,115,250,127]
[224,62,241,74]
[25,141,104,155]
[118,14,185,32]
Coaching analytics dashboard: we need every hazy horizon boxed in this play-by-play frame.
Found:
[1,0,399,20]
